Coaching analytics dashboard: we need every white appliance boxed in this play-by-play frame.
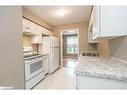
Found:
[43,54,49,75]
[42,36,59,74]
[24,47,45,89]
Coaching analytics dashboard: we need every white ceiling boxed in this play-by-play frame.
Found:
[24,6,92,26]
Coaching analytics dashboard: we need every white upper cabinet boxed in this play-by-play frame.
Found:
[92,6,127,40]
[32,35,42,44]
[36,25,42,36]
[42,27,52,36]
[32,25,42,44]
[88,8,98,43]
[23,18,37,35]
[88,26,98,43]
[23,18,52,44]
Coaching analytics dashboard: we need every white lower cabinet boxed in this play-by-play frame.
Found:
[76,75,127,89]
[43,54,49,75]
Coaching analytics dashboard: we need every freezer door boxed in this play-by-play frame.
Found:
[42,36,50,54]
[51,36,59,47]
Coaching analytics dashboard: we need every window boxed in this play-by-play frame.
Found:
[67,36,78,54]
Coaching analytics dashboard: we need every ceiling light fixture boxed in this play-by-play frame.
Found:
[56,9,66,16]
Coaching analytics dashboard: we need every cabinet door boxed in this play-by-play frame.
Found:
[46,30,52,35]
[32,25,42,44]
[92,6,100,40]
[42,27,51,35]
[29,21,37,35]
[32,35,42,44]
[23,18,37,35]
[36,25,42,36]
[88,27,91,42]
[88,26,98,43]
[100,6,127,37]
[23,18,30,34]
[88,26,93,43]
[88,8,98,43]
[88,9,92,43]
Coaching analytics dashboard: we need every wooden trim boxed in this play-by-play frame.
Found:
[22,16,52,31]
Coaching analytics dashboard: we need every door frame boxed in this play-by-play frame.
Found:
[60,28,80,68]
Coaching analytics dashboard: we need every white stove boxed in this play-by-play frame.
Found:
[24,53,42,59]
[23,47,45,89]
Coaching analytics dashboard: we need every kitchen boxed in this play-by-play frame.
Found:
[23,17,59,89]
[0,6,127,90]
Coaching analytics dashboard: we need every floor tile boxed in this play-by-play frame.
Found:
[33,67,76,89]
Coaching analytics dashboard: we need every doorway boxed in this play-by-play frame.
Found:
[60,29,79,69]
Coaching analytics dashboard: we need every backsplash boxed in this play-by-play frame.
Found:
[96,36,127,61]
[109,36,127,61]
[97,40,110,58]
[23,35,38,52]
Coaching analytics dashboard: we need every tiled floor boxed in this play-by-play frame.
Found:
[33,58,78,89]
[33,67,76,89]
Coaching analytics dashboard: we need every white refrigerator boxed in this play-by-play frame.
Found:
[42,36,59,74]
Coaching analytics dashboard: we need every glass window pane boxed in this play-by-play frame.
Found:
[67,36,78,54]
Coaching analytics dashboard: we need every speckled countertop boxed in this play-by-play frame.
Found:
[74,56,127,82]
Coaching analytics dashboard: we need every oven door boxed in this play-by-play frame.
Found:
[25,57,44,81]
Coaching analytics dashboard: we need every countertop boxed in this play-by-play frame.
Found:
[74,56,127,82]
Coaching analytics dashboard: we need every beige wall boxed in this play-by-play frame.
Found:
[0,7,24,89]
[109,36,127,61]
[97,40,110,58]
[97,36,127,61]
[53,22,95,54]
[22,7,53,31]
